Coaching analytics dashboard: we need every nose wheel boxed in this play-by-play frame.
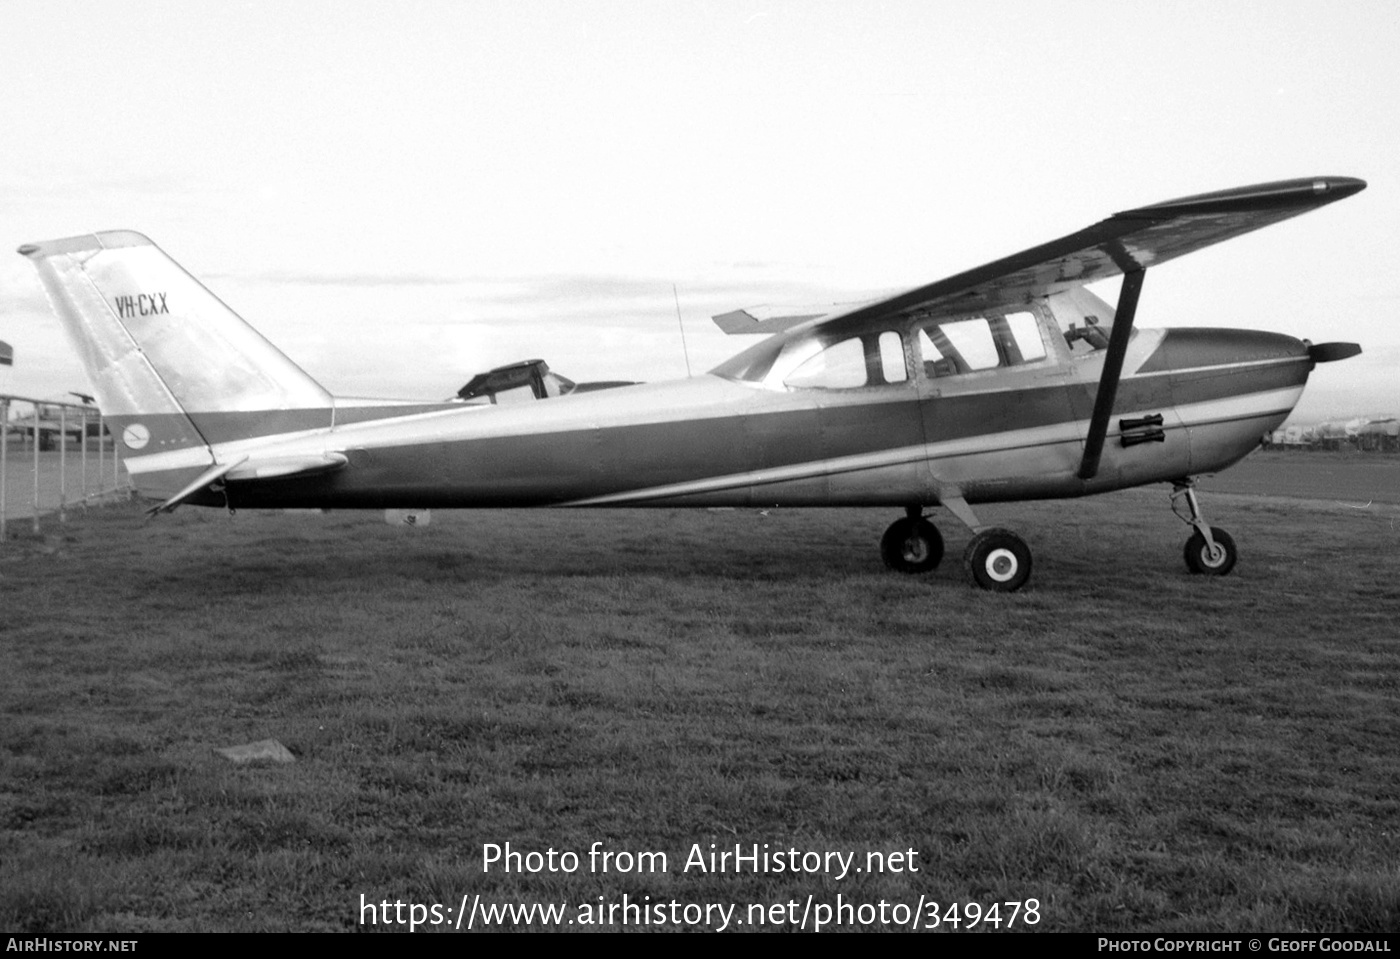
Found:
[1172,480,1237,576]
[1184,527,1237,575]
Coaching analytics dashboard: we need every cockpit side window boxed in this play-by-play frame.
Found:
[914,311,1048,378]
[1001,312,1047,362]
[937,319,1001,370]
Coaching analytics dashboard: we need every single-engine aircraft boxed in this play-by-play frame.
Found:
[19,176,1365,591]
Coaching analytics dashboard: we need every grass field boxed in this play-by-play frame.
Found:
[1199,450,1400,505]
[2,470,1398,932]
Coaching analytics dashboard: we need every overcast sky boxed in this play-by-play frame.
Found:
[1,0,1396,419]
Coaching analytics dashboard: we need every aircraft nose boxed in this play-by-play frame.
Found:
[1137,328,1311,374]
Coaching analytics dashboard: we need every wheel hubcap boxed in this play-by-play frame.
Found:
[986,548,1018,582]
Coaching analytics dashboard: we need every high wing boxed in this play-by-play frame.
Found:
[791,176,1365,479]
[806,176,1366,335]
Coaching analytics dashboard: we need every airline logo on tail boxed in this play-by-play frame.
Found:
[121,424,151,450]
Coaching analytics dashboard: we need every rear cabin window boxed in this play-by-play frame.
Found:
[783,331,909,390]
[785,337,868,389]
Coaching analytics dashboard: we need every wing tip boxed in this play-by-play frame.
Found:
[1121,177,1366,218]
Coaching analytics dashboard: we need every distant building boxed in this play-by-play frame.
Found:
[1265,415,1398,452]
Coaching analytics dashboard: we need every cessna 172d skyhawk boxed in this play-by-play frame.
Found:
[19,176,1365,591]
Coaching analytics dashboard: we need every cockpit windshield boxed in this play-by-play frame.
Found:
[1046,286,1126,358]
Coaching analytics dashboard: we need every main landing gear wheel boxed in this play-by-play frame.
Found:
[963,528,1032,592]
[1183,526,1237,576]
[880,517,944,573]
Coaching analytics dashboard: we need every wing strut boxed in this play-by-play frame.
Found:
[1078,258,1146,481]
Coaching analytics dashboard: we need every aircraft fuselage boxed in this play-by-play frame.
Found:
[150,324,1311,513]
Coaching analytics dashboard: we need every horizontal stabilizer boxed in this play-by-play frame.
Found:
[147,457,248,515]
[225,452,348,481]
[145,453,347,515]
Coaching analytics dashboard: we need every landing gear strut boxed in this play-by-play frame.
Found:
[878,483,1235,590]
[1172,480,1237,576]
[880,507,944,573]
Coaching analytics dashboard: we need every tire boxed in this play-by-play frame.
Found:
[880,517,944,573]
[1183,527,1237,576]
[963,528,1032,592]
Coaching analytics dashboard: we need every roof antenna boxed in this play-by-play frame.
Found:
[673,283,693,378]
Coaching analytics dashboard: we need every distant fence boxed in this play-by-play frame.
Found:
[1,393,132,540]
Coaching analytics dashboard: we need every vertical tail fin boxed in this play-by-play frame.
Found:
[20,231,333,438]
[19,231,334,493]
